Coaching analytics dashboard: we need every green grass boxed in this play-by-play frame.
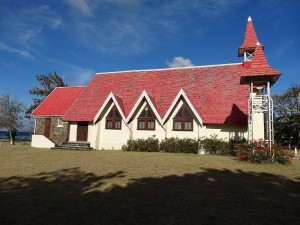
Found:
[1,142,300,225]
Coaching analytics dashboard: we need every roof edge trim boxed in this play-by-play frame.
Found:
[93,92,126,124]
[95,63,242,76]
[162,89,204,126]
[125,90,162,124]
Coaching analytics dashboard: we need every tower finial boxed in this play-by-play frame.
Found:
[238,16,264,58]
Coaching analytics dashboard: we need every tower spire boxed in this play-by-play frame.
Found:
[238,16,264,58]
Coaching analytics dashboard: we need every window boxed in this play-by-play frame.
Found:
[57,118,63,127]
[173,105,193,131]
[106,106,122,130]
[137,105,155,130]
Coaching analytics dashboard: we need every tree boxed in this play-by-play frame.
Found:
[273,85,300,147]
[26,71,67,116]
[0,94,25,145]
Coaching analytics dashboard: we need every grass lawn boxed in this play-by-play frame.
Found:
[0,142,299,225]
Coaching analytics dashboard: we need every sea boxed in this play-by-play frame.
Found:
[0,131,32,141]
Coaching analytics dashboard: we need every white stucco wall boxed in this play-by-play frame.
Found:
[252,113,264,140]
[88,122,98,149]
[97,103,130,150]
[69,122,77,142]
[165,100,204,139]
[250,93,265,140]
[31,134,55,148]
[205,124,248,141]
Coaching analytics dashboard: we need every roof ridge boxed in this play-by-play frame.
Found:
[55,86,85,89]
[94,63,242,76]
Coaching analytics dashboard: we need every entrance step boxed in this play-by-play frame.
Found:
[52,142,94,151]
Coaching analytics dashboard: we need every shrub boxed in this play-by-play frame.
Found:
[200,135,231,155]
[122,136,159,152]
[160,138,199,154]
[122,137,199,154]
[228,138,247,156]
[235,140,294,164]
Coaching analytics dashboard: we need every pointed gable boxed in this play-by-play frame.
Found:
[91,92,126,123]
[162,89,203,126]
[126,90,161,124]
[31,86,84,116]
[238,16,264,57]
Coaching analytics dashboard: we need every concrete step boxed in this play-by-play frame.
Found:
[52,142,94,151]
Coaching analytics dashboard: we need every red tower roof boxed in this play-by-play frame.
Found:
[241,43,281,84]
[238,17,264,57]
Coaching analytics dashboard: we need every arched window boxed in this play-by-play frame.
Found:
[173,105,193,131]
[106,106,122,129]
[137,105,155,130]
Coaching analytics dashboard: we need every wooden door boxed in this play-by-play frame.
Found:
[44,118,51,139]
[77,122,88,142]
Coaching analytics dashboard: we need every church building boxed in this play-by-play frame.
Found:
[31,17,281,150]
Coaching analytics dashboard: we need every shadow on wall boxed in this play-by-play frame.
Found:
[0,167,299,225]
[224,104,248,140]
[224,104,247,126]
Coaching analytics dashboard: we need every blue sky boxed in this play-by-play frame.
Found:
[0,0,299,109]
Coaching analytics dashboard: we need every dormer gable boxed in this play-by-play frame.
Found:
[126,90,162,124]
[162,89,203,126]
[93,92,126,124]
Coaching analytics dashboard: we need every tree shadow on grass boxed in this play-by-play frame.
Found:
[0,167,299,225]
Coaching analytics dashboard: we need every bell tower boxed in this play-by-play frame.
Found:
[239,17,281,154]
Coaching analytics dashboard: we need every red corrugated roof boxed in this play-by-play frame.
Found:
[238,17,264,57]
[63,64,250,125]
[31,86,84,116]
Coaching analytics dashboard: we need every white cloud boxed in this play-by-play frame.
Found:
[78,19,151,54]
[47,59,94,85]
[65,0,93,16]
[0,42,34,59]
[75,69,95,85]
[66,0,244,55]
[21,5,63,30]
[0,3,63,61]
[18,28,42,43]
[52,19,62,29]
[167,57,194,68]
